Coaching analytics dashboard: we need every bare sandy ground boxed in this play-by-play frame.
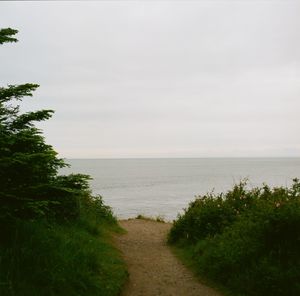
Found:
[115,219,222,296]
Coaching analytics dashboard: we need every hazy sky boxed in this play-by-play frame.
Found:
[0,1,299,158]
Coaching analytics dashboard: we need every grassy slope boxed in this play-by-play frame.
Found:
[0,217,127,296]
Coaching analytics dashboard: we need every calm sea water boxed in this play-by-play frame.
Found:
[60,158,300,221]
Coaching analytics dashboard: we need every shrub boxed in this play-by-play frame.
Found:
[169,180,257,244]
[169,180,300,296]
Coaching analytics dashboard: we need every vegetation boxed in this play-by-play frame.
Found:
[135,214,166,223]
[169,180,300,296]
[0,28,127,295]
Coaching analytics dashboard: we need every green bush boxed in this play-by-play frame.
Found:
[169,180,257,244]
[169,180,300,296]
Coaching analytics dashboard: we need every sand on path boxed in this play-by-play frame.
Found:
[115,219,222,296]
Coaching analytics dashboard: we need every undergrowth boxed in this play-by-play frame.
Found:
[0,195,127,296]
[168,179,300,296]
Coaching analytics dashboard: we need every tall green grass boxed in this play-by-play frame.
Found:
[0,195,127,296]
[169,180,300,296]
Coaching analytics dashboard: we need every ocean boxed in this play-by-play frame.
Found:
[60,158,300,221]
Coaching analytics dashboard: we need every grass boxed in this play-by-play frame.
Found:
[0,198,128,296]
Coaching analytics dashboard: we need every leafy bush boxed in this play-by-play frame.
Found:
[169,180,256,244]
[169,180,300,296]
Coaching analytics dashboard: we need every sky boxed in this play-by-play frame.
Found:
[0,1,299,158]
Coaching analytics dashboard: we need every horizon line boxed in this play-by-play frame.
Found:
[62,156,300,160]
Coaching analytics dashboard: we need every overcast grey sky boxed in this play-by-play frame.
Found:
[0,1,299,158]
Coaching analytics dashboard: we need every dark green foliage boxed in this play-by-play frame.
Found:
[0,29,127,295]
[0,84,68,220]
[169,180,254,244]
[0,28,18,44]
[169,180,300,296]
[0,30,83,222]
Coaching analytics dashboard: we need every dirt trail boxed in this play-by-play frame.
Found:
[115,219,221,296]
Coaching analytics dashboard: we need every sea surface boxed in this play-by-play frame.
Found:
[60,158,300,221]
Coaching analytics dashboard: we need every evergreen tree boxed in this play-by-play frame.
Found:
[0,28,89,221]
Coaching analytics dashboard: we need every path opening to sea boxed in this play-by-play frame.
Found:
[60,158,300,221]
[115,219,221,296]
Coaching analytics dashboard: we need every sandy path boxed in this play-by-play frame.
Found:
[115,219,221,296]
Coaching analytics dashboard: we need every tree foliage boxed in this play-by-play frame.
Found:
[0,28,18,44]
[0,28,90,222]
